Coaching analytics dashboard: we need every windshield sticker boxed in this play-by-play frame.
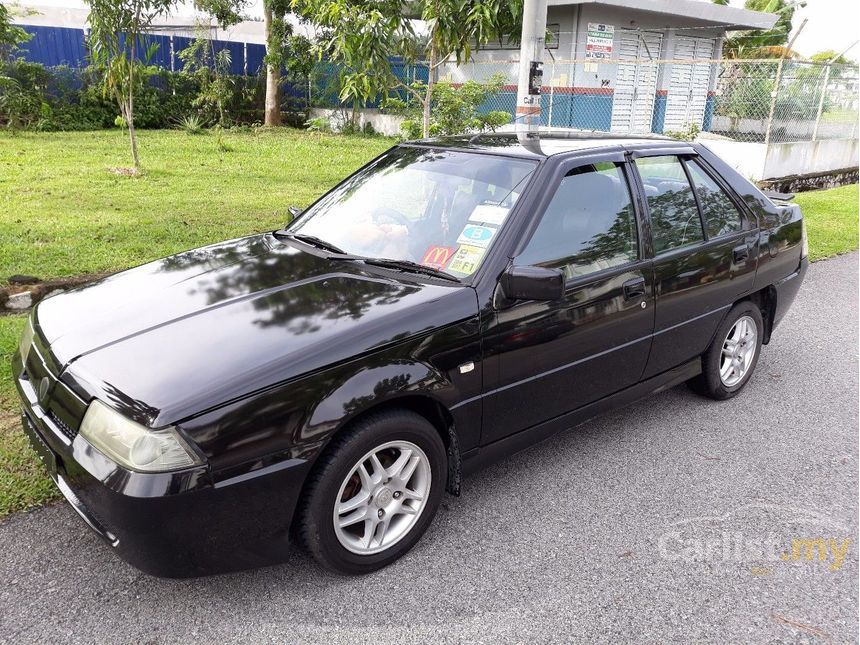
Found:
[468,204,510,226]
[448,245,486,275]
[420,245,457,269]
[456,224,497,249]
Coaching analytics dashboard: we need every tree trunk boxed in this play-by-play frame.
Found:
[422,38,439,138]
[128,38,140,169]
[263,2,281,127]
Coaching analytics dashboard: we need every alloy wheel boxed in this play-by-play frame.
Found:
[719,314,757,387]
[332,440,431,555]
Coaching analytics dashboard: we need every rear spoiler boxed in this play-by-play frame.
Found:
[762,189,795,202]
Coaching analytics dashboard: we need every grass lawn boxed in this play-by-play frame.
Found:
[0,128,392,284]
[794,183,859,261]
[0,314,59,516]
[0,129,856,519]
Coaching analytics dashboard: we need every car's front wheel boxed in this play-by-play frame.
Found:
[298,409,446,574]
[690,301,764,400]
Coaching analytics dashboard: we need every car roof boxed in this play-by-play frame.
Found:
[405,130,683,159]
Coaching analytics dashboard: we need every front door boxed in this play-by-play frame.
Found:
[482,155,655,445]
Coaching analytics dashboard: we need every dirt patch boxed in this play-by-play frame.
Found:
[1,273,110,313]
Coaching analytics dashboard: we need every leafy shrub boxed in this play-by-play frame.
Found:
[386,74,511,139]
[0,59,267,131]
[177,113,206,134]
[305,116,331,133]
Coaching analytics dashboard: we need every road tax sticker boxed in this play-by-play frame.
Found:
[420,245,457,269]
[456,224,497,248]
[448,245,486,275]
[468,204,509,226]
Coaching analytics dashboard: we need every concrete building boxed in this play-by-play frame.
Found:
[442,0,777,134]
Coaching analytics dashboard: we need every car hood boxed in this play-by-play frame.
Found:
[36,233,477,426]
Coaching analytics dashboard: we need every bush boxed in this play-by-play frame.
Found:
[0,60,270,131]
[385,74,512,139]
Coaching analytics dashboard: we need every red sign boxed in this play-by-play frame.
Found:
[421,246,457,269]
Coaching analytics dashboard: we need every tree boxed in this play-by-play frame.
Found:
[810,50,856,66]
[1,2,31,60]
[263,0,304,126]
[294,0,522,138]
[182,0,249,126]
[85,0,177,170]
[722,0,804,58]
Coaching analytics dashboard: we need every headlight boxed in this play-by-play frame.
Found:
[79,400,203,472]
[18,318,35,363]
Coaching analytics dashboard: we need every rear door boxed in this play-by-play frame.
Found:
[631,153,758,378]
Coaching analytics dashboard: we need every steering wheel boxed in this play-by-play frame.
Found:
[372,206,412,230]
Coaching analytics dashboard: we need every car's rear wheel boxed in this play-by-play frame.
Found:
[298,409,446,574]
[690,301,764,400]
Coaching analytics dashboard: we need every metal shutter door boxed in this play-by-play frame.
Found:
[611,31,663,133]
[664,37,716,131]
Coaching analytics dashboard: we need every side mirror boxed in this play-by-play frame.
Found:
[287,205,303,223]
[500,265,565,301]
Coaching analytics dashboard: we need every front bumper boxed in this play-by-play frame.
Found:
[13,347,311,578]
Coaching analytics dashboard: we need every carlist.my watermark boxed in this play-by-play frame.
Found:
[656,504,853,572]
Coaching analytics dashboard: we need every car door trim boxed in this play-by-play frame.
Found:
[451,330,653,410]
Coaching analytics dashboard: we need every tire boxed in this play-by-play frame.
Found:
[298,409,447,575]
[689,301,764,401]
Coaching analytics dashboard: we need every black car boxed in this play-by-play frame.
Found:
[13,132,808,577]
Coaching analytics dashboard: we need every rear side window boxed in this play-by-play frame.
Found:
[685,160,744,238]
[517,163,638,279]
[635,156,704,254]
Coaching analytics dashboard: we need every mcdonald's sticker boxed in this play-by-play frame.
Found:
[421,246,457,269]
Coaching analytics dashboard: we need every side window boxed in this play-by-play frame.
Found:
[517,163,639,279]
[635,156,704,254]
[685,160,744,238]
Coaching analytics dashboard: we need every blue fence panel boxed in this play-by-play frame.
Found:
[171,35,193,71]
[246,43,266,76]
[20,26,88,67]
[216,39,246,75]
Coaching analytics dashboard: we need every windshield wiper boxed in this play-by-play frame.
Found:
[361,258,461,283]
[275,232,347,255]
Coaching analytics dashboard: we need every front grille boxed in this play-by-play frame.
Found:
[49,411,77,441]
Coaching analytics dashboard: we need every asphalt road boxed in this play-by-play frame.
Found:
[1,253,857,644]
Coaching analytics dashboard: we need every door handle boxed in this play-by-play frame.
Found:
[622,277,646,301]
[732,244,749,264]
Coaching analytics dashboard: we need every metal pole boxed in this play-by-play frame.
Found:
[515,0,548,134]
[763,18,806,146]
[812,41,859,141]
[811,64,831,141]
[547,58,555,126]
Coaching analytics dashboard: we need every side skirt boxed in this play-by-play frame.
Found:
[460,359,701,477]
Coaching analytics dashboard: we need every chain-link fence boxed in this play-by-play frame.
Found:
[433,58,859,144]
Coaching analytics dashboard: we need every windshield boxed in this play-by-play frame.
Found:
[285,147,538,278]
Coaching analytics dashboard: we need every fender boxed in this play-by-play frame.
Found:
[303,360,454,443]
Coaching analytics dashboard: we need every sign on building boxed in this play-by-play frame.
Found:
[586,23,615,60]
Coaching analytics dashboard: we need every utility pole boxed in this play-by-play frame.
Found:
[515,0,549,134]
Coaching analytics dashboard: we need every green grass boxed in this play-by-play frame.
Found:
[0,129,856,519]
[0,314,60,517]
[0,129,392,284]
[795,183,859,261]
